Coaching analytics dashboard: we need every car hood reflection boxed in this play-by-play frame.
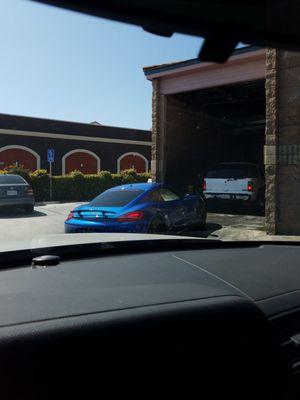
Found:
[0,232,213,253]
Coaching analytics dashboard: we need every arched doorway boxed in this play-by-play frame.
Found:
[117,152,148,173]
[0,145,40,171]
[62,149,100,175]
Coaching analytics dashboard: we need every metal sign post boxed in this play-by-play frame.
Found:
[47,149,55,201]
[49,161,53,201]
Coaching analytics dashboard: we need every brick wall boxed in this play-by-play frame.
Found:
[0,114,151,175]
[0,134,151,175]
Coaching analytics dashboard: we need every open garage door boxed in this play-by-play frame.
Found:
[163,80,265,194]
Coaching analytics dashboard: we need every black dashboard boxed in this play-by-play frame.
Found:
[1,243,300,399]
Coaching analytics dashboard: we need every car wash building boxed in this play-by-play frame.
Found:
[144,45,300,235]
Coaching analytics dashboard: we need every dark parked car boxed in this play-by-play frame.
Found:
[0,174,34,212]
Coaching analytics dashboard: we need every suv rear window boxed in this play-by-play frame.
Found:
[89,189,144,207]
[0,175,27,184]
[206,164,258,179]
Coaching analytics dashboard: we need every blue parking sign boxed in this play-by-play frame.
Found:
[47,149,55,163]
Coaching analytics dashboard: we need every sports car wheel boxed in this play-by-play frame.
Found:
[194,206,207,229]
[148,217,167,234]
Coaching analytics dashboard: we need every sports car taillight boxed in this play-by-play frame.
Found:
[66,211,74,221]
[202,180,207,191]
[117,211,144,222]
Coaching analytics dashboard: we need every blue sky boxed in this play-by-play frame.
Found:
[0,0,202,130]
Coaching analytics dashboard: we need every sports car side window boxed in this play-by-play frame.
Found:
[159,189,180,202]
[148,190,163,202]
[147,189,180,202]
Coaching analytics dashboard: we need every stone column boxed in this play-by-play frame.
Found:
[265,48,279,234]
[151,79,167,182]
[265,48,300,234]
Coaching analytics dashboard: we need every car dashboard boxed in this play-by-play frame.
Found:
[0,243,300,399]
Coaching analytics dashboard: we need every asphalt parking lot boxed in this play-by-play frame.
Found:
[0,202,80,243]
[0,201,289,244]
[1,201,300,243]
[187,203,267,241]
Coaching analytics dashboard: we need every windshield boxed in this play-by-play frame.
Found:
[0,0,299,248]
[89,190,144,207]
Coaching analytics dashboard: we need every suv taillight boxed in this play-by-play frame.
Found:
[247,181,254,192]
[26,187,34,195]
[203,180,206,191]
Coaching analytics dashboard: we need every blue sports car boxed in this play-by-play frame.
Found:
[65,183,206,234]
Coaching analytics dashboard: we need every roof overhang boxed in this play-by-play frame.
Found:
[144,47,266,95]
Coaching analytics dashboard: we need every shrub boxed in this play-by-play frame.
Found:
[52,176,77,202]
[30,169,48,178]
[30,170,50,202]
[120,168,138,183]
[3,165,31,183]
[26,170,151,202]
[96,170,113,191]
[111,173,123,187]
[69,170,84,179]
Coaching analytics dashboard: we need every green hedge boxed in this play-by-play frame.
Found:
[0,165,32,182]
[0,167,151,202]
[29,169,151,202]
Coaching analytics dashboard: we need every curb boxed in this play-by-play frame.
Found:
[35,201,84,206]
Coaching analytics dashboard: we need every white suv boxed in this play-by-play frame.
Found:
[203,163,265,207]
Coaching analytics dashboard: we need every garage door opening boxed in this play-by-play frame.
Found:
[163,79,265,197]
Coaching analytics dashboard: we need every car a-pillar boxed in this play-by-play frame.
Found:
[265,49,300,235]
